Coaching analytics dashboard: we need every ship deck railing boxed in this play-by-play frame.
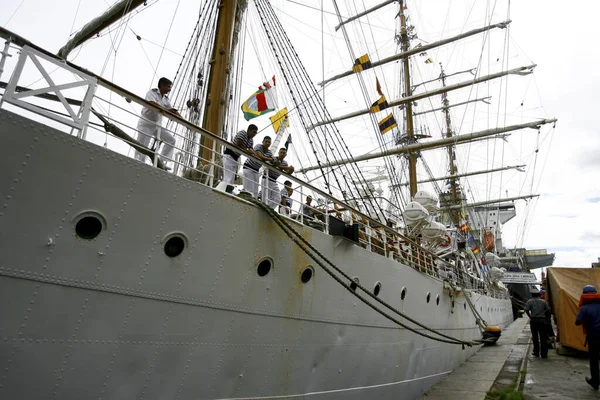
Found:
[0,33,507,299]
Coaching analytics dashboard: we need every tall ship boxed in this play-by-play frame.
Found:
[0,0,556,398]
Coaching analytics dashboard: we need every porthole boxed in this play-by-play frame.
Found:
[374,282,382,297]
[350,277,359,291]
[436,295,440,306]
[257,257,273,277]
[426,292,431,303]
[164,235,186,258]
[300,266,314,283]
[401,287,407,300]
[74,213,104,240]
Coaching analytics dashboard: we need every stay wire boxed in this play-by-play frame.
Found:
[150,0,182,90]
[333,0,394,220]
[257,0,374,209]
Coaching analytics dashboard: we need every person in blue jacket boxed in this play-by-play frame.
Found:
[576,285,600,390]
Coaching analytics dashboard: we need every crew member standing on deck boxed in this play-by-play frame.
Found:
[266,147,295,209]
[135,77,180,166]
[525,288,550,359]
[222,124,258,185]
[299,195,318,221]
[279,180,294,215]
[243,136,274,197]
[576,285,600,390]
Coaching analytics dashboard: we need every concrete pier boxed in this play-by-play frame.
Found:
[421,315,600,400]
[419,316,529,400]
[522,322,600,399]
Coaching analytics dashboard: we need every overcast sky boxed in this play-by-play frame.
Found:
[2,0,599,271]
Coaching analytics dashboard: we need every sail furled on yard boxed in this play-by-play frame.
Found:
[57,0,147,58]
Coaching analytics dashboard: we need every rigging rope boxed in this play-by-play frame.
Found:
[338,0,406,216]
[256,0,360,200]
[149,0,182,90]
[256,0,390,221]
[3,0,26,27]
[68,0,83,40]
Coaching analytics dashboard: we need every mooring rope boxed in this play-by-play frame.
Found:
[241,193,495,347]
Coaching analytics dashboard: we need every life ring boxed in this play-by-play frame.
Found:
[440,234,451,247]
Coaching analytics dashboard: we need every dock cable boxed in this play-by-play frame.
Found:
[241,193,485,348]
[510,297,528,308]
[510,296,527,305]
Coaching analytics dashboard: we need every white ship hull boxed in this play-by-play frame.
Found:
[0,109,513,399]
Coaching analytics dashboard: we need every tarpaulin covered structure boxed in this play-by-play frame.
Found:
[547,267,600,352]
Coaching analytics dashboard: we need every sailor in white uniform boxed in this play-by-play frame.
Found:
[135,77,180,166]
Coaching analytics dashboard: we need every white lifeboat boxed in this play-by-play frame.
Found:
[488,266,504,282]
[422,221,446,242]
[413,191,438,211]
[404,201,429,226]
[485,252,501,268]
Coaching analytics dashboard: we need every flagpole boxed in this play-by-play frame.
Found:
[198,0,238,167]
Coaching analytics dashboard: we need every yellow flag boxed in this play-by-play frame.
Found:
[352,54,372,73]
[270,108,289,134]
[378,113,397,134]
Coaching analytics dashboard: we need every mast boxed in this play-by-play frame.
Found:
[399,0,418,198]
[199,0,238,166]
[440,65,461,221]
